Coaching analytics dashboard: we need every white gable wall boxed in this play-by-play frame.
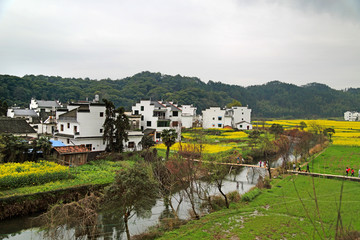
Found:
[202,107,226,129]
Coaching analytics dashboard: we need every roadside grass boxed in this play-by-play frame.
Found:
[158,175,360,240]
[0,160,132,198]
[309,145,360,176]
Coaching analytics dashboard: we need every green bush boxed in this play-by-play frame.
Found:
[241,188,262,202]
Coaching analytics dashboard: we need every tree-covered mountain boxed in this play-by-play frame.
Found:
[1,71,359,118]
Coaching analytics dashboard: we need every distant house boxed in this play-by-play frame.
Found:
[53,145,90,166]
[131,100,181,142]
[54,102,108,152]
[344,111,359,121]
[7,108,39,124]
[202,106,252,130]
[54,101,143,152]
[180,104,198,128]
[0,118,38,138]
[235,121,253,130]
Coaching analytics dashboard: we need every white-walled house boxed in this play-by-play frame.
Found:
[54,103,107,151]
[29,98,62,119]
[344,111,359,121]
[54,102,143,152]
[202,106,252,130]
[180,104,197,128]
[132,100,182,142]
[7,108,39,123]
[202,107,232,129]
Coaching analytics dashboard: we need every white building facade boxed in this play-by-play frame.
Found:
[54,103,143,152]
[202,106,252,130]
[180,104,197,128]
[344,111,359,121]
[132,100,182,142]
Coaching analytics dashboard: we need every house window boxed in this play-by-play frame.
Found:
[242,112,244,115]
[218,124,222,128]
[173,111,178,117]
[100,112,104,117]
[212,117,215,120]
[141,106,144,111]
[128,142,135,148]
[218,116,222,121]
[141,115,144,120]
[86,144,92,151]
[156,132,161,139]
[100,129,103,133]
[74,126,78,133]
[61,124,64,131]
[147,121,151,127]
[158,121,170,127]
[67,138,70,144]
[240,125,243,128]
[134,110,139,115]
[172,121,179,127]
[141,126,144,131]
[67,123,70,128]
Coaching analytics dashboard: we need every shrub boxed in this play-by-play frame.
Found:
[227,190,241,203]
[241,188,262,202]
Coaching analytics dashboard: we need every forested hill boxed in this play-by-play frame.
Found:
[1,71,359,118]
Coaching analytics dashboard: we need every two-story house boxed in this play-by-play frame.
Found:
[344,111,359,121]
[180,104,198,128]
[54,102,143,152]
[202,106,252,130]
[132,100,182,142]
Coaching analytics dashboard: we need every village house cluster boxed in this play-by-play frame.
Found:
[344,111,360,121]
[2,97,252,164]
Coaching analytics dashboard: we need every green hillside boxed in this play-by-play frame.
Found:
[1,72,359,118]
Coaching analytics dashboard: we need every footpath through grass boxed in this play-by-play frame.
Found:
[0,160,132,198]
[309,145,360,176]
[158,175,360,240]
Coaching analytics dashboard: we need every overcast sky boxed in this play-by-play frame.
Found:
[0,0,359,89]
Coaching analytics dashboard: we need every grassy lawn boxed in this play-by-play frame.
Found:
[309,145,360,176]
[0,160,132,198]
[158,175,360,240]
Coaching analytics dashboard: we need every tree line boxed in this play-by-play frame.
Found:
[1,72,359,118]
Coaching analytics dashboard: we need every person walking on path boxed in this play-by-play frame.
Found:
[306,164,310,173]
[351,169,355,177]
[293,163,296,171]
[346,167,349,176]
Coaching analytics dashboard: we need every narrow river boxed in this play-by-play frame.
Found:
[1,156,294,240]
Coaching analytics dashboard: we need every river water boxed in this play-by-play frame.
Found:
[1,156,293,240]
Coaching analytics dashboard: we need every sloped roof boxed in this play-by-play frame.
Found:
[164,102,182,111]
[53,145,90,155]
[58,109,77,120]
[0,118,36,134]
[50,140,66,147]
[36,100,61,108]
[13,109,38,117]
[151,101,166,109]
[235,121,251,125]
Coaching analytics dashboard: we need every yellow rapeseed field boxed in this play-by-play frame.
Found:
[154,142,235,153]
[256,120,360,146]
[0,160,69,188]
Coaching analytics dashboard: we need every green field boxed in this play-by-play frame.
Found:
[158,175,360,239]
[310,145,360,176]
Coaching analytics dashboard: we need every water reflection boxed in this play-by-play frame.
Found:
[1,165,266,240]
